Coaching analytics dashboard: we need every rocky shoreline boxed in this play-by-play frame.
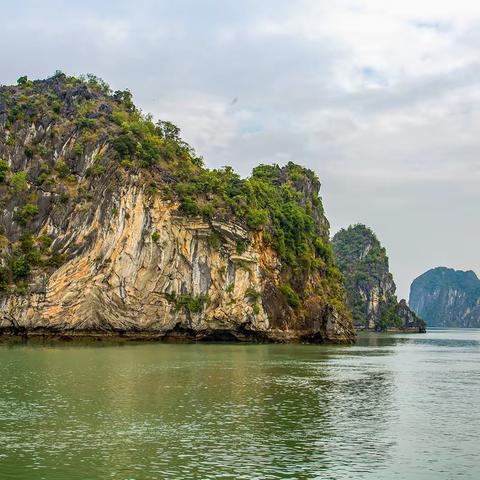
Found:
[0,327,355,344]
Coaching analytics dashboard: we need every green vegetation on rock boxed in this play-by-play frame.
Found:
[0,160,9,182]
[0,72,348,325]
[333,224,424,332]
[166,292,210,314]
[332,224,397,329]
[280,284,301,308]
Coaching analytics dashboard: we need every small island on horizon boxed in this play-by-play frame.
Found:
[410,267,480,328]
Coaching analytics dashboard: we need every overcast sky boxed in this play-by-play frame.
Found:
[1,0,479,299]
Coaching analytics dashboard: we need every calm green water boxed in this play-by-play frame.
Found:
[0,329,479,480]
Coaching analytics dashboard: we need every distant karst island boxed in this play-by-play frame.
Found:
[410,267,480,328]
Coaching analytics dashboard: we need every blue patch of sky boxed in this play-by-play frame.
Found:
[413,20,451,33]
[240,124,263,135]
[360,66,388,87]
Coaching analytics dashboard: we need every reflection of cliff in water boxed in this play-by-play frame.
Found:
[0,342,395,479]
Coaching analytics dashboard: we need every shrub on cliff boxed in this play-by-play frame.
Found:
[280,284,301,308]
[0,160,9,182]
[9,171,28,193]
[16,204,39,226]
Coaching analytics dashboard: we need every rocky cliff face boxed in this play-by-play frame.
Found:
[395,299,425,331]
[0,73,355,343]
[332,224,425,332]
[409,267,480,328]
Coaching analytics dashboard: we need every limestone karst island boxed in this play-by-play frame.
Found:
[0,73,425,342]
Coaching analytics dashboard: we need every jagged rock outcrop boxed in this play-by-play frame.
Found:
[332,224,425,332]
[395,299,425,331]
[0,73,355,343]
[409,267,480,328]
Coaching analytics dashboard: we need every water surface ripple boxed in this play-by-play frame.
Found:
[0,329,479,479]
